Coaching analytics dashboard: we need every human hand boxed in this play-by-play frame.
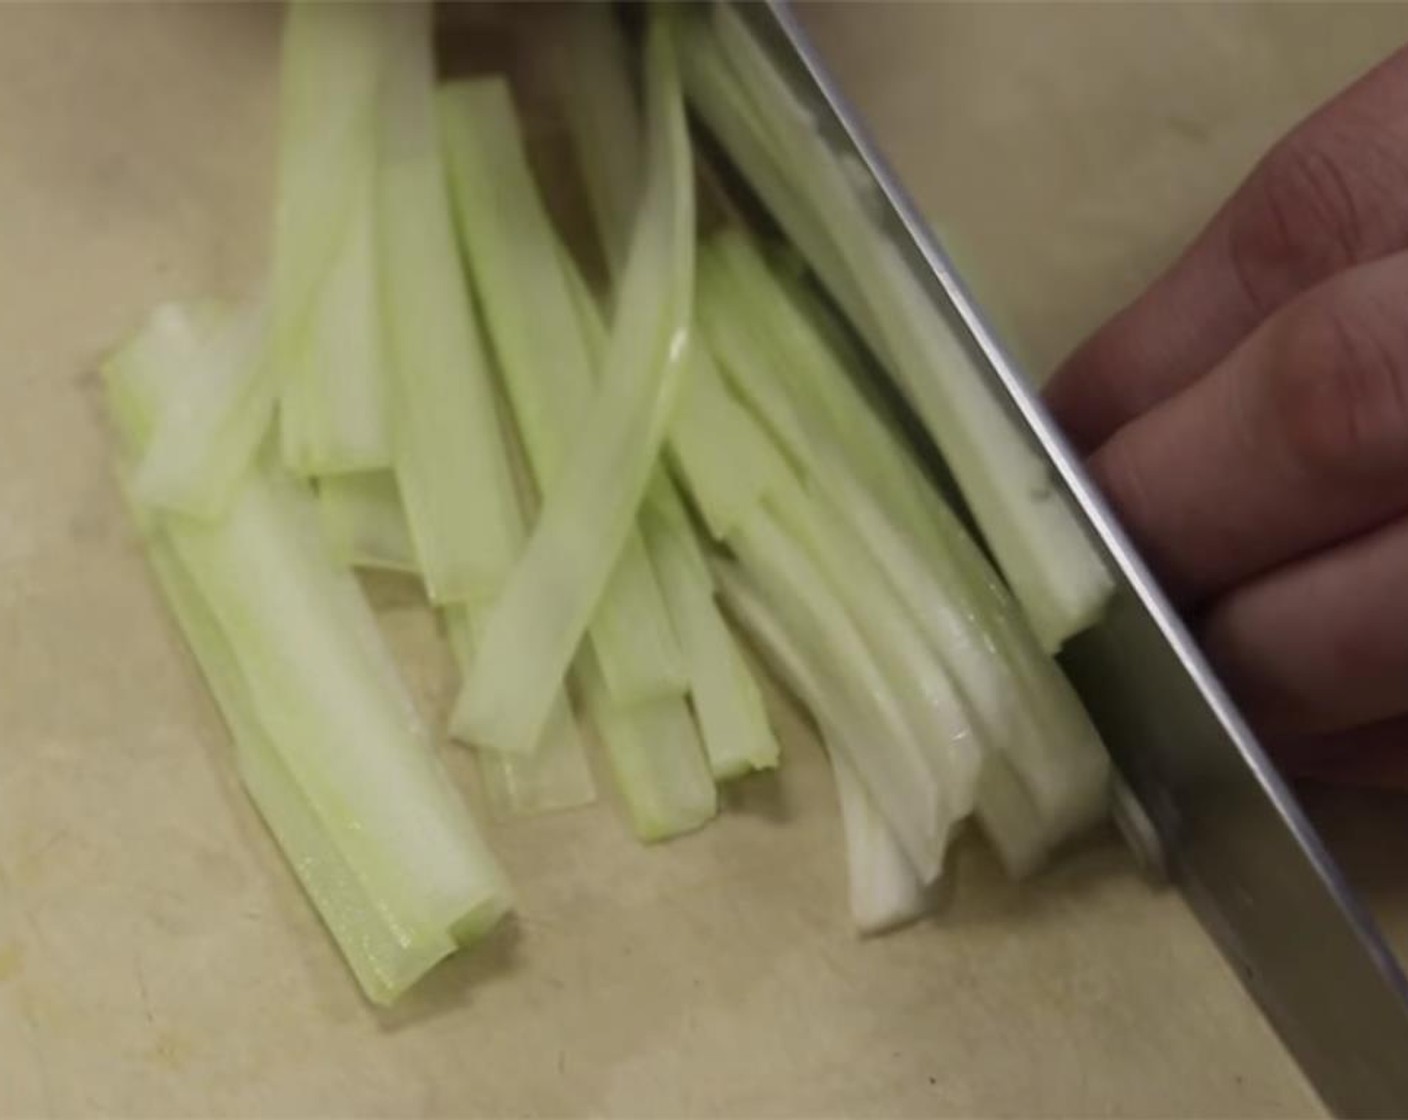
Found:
[1045,47,1408,787]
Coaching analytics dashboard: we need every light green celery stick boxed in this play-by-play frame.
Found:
[641,478,779,781]
[712,558,935,927]
[271,2,386,373]
[130,295,271,518]
[276,1,390,476]
[726,490,1043,886]
[700,234,1110,848]
[669,343,791,542]
[437,78,687,706]
[377,1,519,606]
[555,3,642,281]
[142,526,452,1002]
[973,752,1053,880]
[771,485,982,828]
[674,23,877,347]
[578,648,717,843]
[729,508,949,880]
[443,609,596,818]
[317,471,417,575]
[455,11,695,756]
[558,241,781,543]
[555,233,781,781]
[696,8,1113,650]
[283,175,390,475]
[135,3,387,516]
[106,306,510,1004]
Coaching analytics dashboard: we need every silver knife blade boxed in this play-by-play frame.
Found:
[726,3,1408,1114]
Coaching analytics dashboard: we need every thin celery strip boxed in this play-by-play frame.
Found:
[106,305,511,1005]
[437,77,687,706]
[729,508,950,881]
[831,748,932,935]
[377,1,519,606]
[578,649,717,844]
[444,610,596,818]
[718,517,1047,884]
[667,343,791,542]
[135,2,390,515]
[555,3,642,281]
[713,559,934,930]
[563,237,780,541]
[143,527,452,1002]
[455,11,695,756]
[700,233,1110,852]
[687,8,1113,650]
[773,486,982,825]
[556,229,781,781]
[317,471,417,575]
[130,295,271,518]
[275,1,390,476]
[641,478,779,781]
[283,177,391,475]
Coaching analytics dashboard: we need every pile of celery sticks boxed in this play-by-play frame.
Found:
[104,0,1116,1006]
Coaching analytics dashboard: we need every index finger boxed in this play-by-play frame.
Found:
[1046,44,1408,451]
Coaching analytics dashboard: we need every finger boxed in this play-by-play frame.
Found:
[1092,249,1408,601]
[1283,714,1408,791]
[1047,45,1408,450]
[1201,512,1408,739]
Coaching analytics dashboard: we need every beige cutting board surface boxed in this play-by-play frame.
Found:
[0,3,1400,1116]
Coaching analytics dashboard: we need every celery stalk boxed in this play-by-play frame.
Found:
[686,8,1113,650]
[437,77,687,706]
[578,650,717,844]
[274,1,390,476]
[317,471,417,576]
[729,508,950,881]
[444,610,596,818]
[455,11,695,756]
[106,305,511,1005]
[377,1,519,606]
[713,559,934,929]
[667,343,791,542]
[142,527,454,1002]
[130,295,271,518]
[699,232,1110,853]
[641,479,779,781]
[555,3,642,281]
[282,178,390,475]
[556,225,781,782]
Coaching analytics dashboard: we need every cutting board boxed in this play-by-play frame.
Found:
[0,3,1399,1115]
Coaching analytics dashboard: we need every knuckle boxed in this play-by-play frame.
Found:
[1227,133,1364,315]
[1266,287,1408,479]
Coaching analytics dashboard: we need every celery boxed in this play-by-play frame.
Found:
[641,479,779,781]
[556,223,781,782]
[667,343,791,542]
[713,559,934,929]
[317,471,416,576]
[555,3,642,281]
[699,232,1110,855]
[578,650,717,844]
[274,1,390,476]
[730,508,951,881]
[455,11,695,756]
[437,77,687,706]
[685,7,1113,650]
[130,295,271,518]
[106,304,510,1006]
[444,610,596,818]
[282,180,390,475]
[377,1,519,606]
